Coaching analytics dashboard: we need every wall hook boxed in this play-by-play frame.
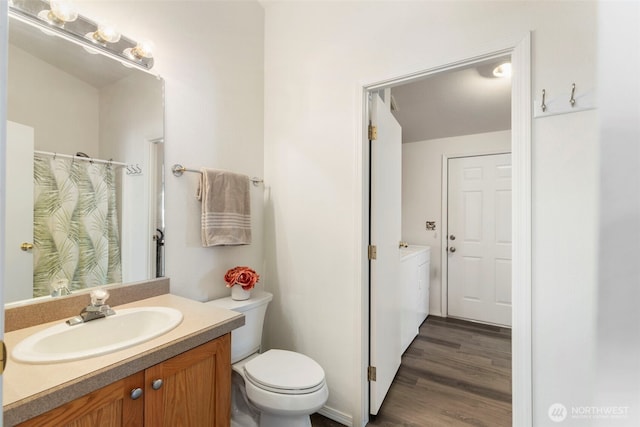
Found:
[569,83,576,107]
[541,89,547,112]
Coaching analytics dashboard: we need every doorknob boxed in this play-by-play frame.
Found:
[20,242,34,252]
[449,247,456,253]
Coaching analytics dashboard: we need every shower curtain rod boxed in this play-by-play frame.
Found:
[35,150,128,167]
[171,163,264,186]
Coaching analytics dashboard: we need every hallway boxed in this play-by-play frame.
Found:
[312,316,512,427]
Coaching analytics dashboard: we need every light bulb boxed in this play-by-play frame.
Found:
[132,40,154,58]
[50,0,78,22]
[87,23,121,44]
[493,62,512,78]
[37,0,78,25]
[125,40,154,60]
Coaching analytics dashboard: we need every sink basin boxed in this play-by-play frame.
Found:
[12,307,183,364]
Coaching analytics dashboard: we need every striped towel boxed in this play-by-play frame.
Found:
[196,168,251,246]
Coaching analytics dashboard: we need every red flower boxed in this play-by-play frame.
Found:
[224,266,259,291]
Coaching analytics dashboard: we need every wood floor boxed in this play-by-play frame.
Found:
[311,315,512,427]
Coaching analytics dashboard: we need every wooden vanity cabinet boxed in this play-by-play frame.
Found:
[144,333,231,426]
[16,372,145,427]
[17,334,231,427]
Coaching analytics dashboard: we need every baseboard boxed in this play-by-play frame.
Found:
[318,405,353,426]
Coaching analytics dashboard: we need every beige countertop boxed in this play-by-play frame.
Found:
[3,293,244,426]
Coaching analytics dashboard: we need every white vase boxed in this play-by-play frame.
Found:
[231,285,251,301]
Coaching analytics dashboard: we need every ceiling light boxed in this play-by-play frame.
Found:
[493,62,512,78]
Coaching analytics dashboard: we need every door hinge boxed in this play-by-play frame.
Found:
[368,245,377,260]
[368,366,377,382]
[0,340,6,375]
[368,124,377,140]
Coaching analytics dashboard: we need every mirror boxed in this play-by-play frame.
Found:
[4,14,165,304]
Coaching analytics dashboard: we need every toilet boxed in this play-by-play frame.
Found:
[206,290,328,427]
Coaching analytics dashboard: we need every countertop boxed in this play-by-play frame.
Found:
[400,244,430,261]
[3,293,245,426]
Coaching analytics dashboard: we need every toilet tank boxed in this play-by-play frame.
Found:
[206,290,273,363]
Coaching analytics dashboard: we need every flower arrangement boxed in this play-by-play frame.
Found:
[224,266,260,291]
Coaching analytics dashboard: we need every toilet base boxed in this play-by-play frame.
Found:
[260,413,311,427]
[231,372,260,427]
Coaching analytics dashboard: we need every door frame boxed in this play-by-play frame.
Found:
[440,150,511,321]
[359,33,531,427]
[0,0,8,404]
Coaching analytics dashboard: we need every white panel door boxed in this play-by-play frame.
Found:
[5,121,35,302]
[369,92,402,415]
[448,153,512,326]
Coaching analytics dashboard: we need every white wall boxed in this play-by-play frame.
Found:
[76,1,265,303]
[402,130,511,316]
[7,44,100,155]
[263,1,598,425]
[595,1,640,425]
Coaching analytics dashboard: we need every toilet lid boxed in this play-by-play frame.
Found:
[244,349,325,394]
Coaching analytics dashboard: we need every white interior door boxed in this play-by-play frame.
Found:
[447,153,512,326]
[369,92,402,415]
[5,121,34,302]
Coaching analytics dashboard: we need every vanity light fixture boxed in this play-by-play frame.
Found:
[9,0,155,70]
[493,62,512,78]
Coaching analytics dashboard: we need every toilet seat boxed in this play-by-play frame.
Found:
[244,349,326,395]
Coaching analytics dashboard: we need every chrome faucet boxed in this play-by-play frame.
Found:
[50,278,72,297]
[66,289,116,326]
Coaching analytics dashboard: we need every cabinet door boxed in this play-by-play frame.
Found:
[17,372,144,427]
[417,260,429,325]
[144,334,231,427]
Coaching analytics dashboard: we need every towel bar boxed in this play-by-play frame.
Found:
[171,164,263,186]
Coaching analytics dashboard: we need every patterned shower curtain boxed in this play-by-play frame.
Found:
[33,155,122,297]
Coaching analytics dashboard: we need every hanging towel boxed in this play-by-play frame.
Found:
[196,168,252,246]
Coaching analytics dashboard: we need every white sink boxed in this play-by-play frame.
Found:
[12,307,183,364]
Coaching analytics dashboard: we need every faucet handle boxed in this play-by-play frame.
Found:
[90,289,110,306]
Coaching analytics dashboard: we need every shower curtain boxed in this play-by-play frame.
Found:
[33,155,122,297]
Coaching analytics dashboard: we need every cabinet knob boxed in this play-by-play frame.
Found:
[130,388,143,400]
[449,247,456,253]
[152,379,163,390]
